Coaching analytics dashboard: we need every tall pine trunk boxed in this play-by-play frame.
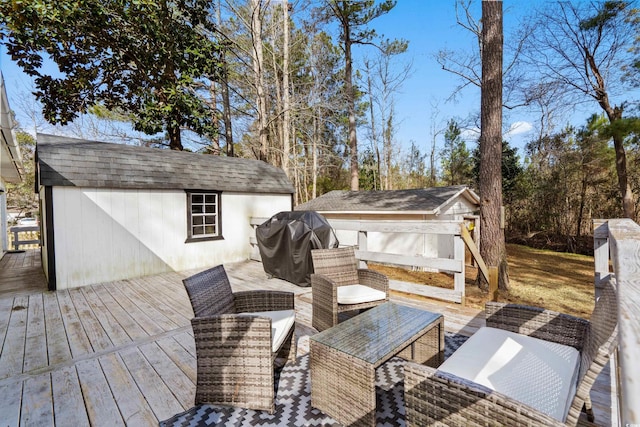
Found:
[479,0,509,291]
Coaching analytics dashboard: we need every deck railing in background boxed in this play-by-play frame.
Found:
[8,225,40,250]
[593,218,639,426]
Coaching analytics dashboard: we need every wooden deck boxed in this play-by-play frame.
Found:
[0,250,617,426]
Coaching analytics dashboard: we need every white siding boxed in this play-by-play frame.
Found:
[1,181,7,252]
[51,187,291,289]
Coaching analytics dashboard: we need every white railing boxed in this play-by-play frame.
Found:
[251,217,468,304]
[593,218,639,426]
[8,225,40,250]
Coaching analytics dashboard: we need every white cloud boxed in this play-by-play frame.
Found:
[506,121,533,137]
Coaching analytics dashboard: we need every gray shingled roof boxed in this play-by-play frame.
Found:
[294,186,478,213]
[36,134,294,194]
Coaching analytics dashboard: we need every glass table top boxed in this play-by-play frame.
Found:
[310,302,442,364]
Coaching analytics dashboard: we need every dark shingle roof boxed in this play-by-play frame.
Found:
[294,186,478,213]
[36,134,294,194]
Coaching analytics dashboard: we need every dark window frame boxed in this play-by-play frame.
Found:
[185,190,223,243]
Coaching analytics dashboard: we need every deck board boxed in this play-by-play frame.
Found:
[51,365,90,427]
[0,250,617,426]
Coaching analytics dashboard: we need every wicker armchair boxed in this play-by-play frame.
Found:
[310,246,389,331]
[404,280,618,426]
[182,265,296,414]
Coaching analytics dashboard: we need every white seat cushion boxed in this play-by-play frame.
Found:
[437,327,580,422]
[242,310,295,352]
[337,284,386,305]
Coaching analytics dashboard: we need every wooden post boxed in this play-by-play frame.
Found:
[358,230,368,268]
[593,220,610,292]
[489,266,499,302]
[453,234,466,305]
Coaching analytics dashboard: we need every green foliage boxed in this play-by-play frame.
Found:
[0,0,222,149]
[441,120,473,186]
[471,138,523,203]
[511,115,622,237]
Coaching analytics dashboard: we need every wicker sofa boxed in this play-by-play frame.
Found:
[310,246,389,331]
[183,265,296,414]
[404,280,618,426]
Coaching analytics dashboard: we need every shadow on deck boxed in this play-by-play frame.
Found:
[0,259,616,426]
[0,250,47,298]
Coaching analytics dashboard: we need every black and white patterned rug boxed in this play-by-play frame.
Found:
[160,333,469,427]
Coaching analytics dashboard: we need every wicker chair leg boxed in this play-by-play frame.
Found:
[584,398,595,423]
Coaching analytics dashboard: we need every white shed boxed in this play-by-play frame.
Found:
[0,73,23,255]
[295,186,480,262]
[36,134,294,290]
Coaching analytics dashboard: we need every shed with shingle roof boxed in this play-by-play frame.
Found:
[35,134,293,290]
[295,185,480,264]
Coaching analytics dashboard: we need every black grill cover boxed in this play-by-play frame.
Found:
[256,211,338,286]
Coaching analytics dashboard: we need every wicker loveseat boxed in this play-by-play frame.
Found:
[404,280,618,426]
[183,265,297,414]
[310,246,389,331]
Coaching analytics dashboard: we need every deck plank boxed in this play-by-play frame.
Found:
[20,373,54,426]
[118,347,185,421]
[92,283,148,341]
[138,342,195,408]
[114,279,181,331]
[99,353,158,426]
[76,358,125,426]
[155,336,197,383]
[80,286,132,347]
[0,378,22,426]
[68,288,114,352]
[0,297,15,354]
[51,366,90,426]
[23,294,48,373]
[0,296,29,379]
[123,276,191,327]
[104,284,165,336]
[42,292,73,365]
[56,290,94,357]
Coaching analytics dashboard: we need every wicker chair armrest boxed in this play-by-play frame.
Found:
[191,314,273,356]
[404,362,563,427]
[310,273,338,298]
[357,269,389,295]
[485,302,589,350]
[233,290,294,313]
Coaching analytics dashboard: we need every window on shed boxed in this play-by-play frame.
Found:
[186,191,222,242]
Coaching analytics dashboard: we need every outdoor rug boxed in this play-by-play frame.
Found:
[160,332,469,427]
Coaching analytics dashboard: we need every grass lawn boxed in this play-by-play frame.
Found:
[370,243,596,319]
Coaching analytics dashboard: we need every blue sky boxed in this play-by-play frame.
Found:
[0,1,613,158]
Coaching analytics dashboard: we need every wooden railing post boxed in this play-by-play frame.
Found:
[489,266,499,302]
[357,230,368,268]
[607,219,640,426]
[593,220,610,292]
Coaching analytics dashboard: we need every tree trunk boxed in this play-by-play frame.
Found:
[168,122,183,150]
[365,61,380,189]
[250,0,268,161]
[479,0,508,291]
[282,0,291,177]
[217,0,234,157]
[344,20,359,190]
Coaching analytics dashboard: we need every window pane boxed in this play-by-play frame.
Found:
[192,205,203,214]
[205,225,216,235]
[205,205,216,213]
[205,194,216,204]
[192,226,204,235]
[193,216,204,226]
[204,215,216,225]
[192,194,204,204]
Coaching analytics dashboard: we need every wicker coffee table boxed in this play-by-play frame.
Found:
[310,302,444,427]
